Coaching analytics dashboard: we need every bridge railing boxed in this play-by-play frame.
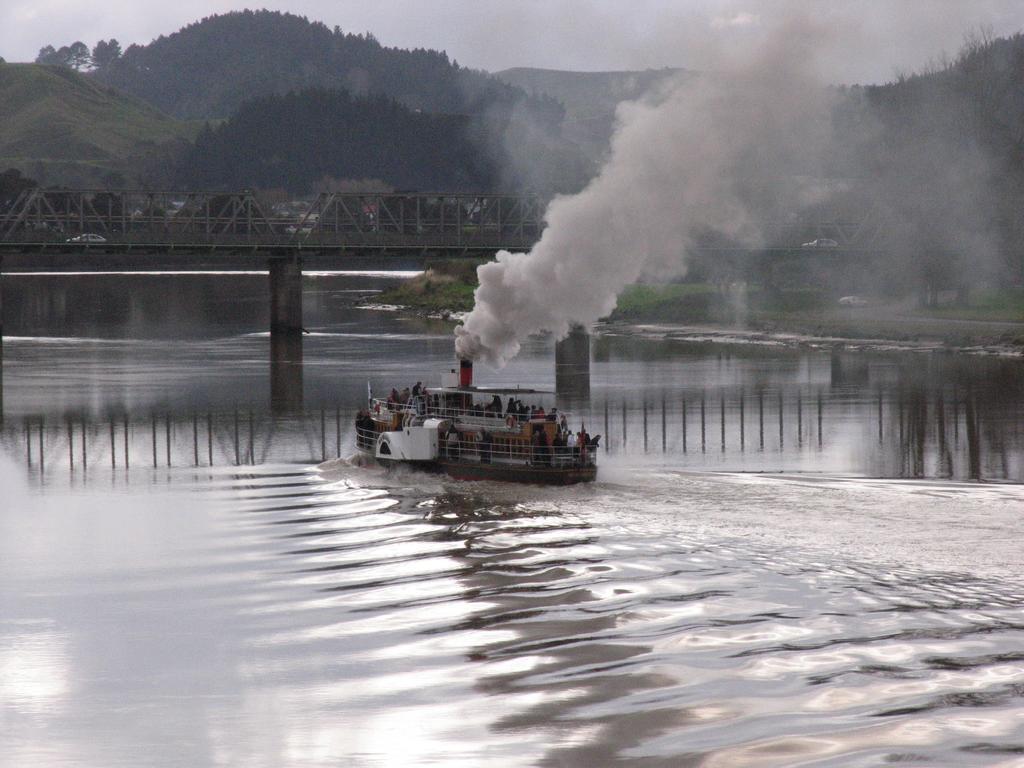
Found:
[1,188,892,252]
[0,189,547,251]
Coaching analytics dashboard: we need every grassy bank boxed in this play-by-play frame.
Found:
[371,259,481,314]
[370,269,1024,347]
[611,284,1024,347]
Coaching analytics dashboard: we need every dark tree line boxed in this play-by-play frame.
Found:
[35,39,121,70]
[92,10,562,125]
[833,31,1024,291]
[176,89,496,193]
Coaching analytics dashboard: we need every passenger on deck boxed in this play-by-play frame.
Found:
[399,387,411,404]
[578,428,590,463]
[558,414,569,435]
[531,428,550,465]
[388,388,399,405]
[489,394,502,415]
[551,430,565,463]
[412,381,422,398]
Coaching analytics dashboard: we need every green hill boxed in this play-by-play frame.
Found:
[0,62,195,186]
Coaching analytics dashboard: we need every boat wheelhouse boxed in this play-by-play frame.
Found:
[355,361,597,485]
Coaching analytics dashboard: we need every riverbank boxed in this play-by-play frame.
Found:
[367,258,480,316]
[365,272,1024,351]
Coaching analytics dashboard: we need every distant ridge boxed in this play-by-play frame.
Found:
[93,10,561,123]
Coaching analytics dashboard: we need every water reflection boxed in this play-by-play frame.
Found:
[239,464,1024,764]
[5,371,1022,483]
[270,333,304,414]
[2,271,1024,764]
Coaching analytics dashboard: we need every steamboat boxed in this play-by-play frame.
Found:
[355,360,597,484]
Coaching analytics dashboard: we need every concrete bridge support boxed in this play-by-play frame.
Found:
[269,255,304,413]
[555,324,591,409]
[269,255,303,336]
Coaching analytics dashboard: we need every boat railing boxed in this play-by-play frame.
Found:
[355,422,596,468]
[355,426,378,450]
[369,397,573,433]
[438,435,598,468]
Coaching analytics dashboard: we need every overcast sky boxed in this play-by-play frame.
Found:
[2,1,1022,84]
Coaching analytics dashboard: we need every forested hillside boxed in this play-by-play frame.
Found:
[85,10,587,193]
[92,10,563,124]
[177,89,494,192]
[839,32,1024,288]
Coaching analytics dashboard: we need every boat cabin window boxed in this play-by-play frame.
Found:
[379,441,392,456]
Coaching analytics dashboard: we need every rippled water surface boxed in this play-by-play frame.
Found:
[2,273,1024,766]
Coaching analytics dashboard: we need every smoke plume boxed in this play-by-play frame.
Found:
[455,18,838,366]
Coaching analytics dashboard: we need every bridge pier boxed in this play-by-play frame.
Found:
[269,255,303,336]
[555,324,591,409]
[269,255,304,413]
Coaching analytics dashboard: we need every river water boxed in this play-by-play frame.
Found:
[2,272,1024,767]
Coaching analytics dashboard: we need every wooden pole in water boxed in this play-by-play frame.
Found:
[952,388,959,445]
[336,407,341,458]
[778,393,784,450]
[758,390,764,451]
[739,389,745,452]
[965,392,980,480]
[321,409,326,461]
[109,418,115,469]
[39,417,44,474]
[681,397,687,453]
[248,410,254,464]
[936,389,948,475]
[165,414,171,467]
[797,391,803,449]
[234,409,240,466]
[622,400,627,448]
[151,415,157,468]
[25,419,31,467]
[207,412,213,466]
[123,415,129,469]
[81,417,86,471]
[193,413,199,466]
[700,393,706,453]
[642,400,648,453]
[720,395,726,453]
[661,395,666,453]
[604,400,609,452]
[817,391,823,450]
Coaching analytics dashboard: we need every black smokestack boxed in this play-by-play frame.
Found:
[459,358,473,388]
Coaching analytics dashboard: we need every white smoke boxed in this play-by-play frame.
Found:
[455,19,837,367]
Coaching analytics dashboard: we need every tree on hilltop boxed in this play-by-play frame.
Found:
[35,41,92,69]
[91,39,122,69]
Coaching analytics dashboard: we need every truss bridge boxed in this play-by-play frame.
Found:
[0,188,892,258]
